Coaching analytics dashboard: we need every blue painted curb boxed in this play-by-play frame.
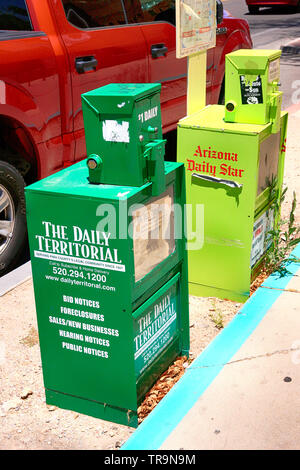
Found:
[122,245,300,451]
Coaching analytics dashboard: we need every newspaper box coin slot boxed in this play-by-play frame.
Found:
[25,83,189,428]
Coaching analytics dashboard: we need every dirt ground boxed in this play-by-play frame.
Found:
[0,281,243,450]
[0,111,299,450]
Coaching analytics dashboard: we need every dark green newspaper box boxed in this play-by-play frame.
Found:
[25,84,189,428]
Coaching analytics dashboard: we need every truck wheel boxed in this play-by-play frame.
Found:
[248,6,259,14]
[0,160,27,276]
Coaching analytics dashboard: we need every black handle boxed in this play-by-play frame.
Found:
[151,43,168,58]
[75,56,98,74]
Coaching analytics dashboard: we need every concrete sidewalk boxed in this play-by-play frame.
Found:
[123,244,300,450]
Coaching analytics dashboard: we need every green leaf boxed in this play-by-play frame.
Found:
[288,238,300,247]
[288,227,297,235]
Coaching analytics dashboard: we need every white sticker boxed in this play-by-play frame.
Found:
[268,59,280,83]
[102,120,129,143]
[117,191,130,198]
[250,209,274,268]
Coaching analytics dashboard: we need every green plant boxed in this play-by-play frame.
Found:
[209,301,224,329]
[264,189,300,276]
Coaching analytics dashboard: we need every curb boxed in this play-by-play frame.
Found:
[0,261,32,297]
[122,244,300,450]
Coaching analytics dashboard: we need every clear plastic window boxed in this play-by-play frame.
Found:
[257,131,281,196]
[124,0,175,25]
[132,185,175,282]
[61,0,126,29]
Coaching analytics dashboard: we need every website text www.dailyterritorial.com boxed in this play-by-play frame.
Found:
[45,274,116,291]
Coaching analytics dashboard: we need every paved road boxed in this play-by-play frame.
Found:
[224,0,300,110]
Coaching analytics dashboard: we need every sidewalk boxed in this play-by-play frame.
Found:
[122,243,300,450]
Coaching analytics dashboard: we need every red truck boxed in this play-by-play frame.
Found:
[0,0,252,276]
[246,0,300,14]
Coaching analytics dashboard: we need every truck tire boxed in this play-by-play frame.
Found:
[0,160,27,276]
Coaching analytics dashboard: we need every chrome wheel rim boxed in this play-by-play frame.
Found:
[0,185,15,255]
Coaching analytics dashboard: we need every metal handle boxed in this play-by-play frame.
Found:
[192,173,243,189]
[75,56,98,74]
[151,43,168,58]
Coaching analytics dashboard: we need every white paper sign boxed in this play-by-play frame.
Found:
[250,210,274,268]
[176,0,216,58]
[102,120,130,143]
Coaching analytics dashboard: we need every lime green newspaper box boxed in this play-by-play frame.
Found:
[25,84,189,428]
[177,51,288,302]
[224,50,283,134]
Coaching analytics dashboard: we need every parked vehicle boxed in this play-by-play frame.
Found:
[246,0,300,14]
[0,0,253,276]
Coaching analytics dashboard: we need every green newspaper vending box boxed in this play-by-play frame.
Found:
[25,84,189,428]
[177,50,288,302]
[81,83,164,188]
